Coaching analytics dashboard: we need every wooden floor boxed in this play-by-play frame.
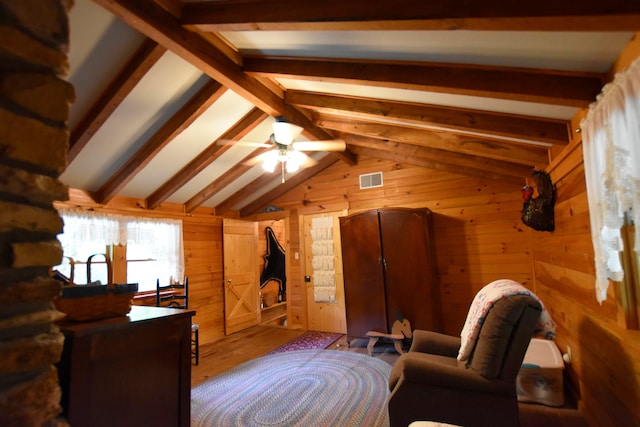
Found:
[191,325,306,387]
[191,326,588,427]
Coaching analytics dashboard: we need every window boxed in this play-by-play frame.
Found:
[581,56,640,307]
[125,220,184,292]
[55,209,184,293]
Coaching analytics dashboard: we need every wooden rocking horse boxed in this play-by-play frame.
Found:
[366,312,412,356]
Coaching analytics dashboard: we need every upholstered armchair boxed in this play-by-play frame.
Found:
[388,295,542,427]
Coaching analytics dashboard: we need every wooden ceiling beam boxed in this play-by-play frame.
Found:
[181,0,640,31]
[68,38,166,163]
[146,108,269,210]
[184,147,269,213]
[95,80,226,205]
[94,0,285,116]
[94,0,356,166]
[245,57,603,107]
[347,137,531,180]
[213,173,283,216]
[236,156,339,217]
[354,146,523,183]
[286,90,570,145]
[320,117,549,167]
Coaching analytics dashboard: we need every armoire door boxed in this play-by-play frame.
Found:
[339,210,387,339]
[379,208,440,332]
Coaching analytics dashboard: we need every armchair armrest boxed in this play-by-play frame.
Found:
[409,329,460,357]
[398,352,512,395]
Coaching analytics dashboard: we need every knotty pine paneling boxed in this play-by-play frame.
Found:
[285,210,306,330]
[182,219,225,344]
[270,155,531,335]
[532,127,640,425]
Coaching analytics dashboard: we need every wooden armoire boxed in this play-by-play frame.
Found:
[339,208,441,340]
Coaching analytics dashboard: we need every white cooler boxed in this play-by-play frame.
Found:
[517,338,565,407]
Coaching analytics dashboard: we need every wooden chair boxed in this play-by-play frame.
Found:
[155,277,200,365]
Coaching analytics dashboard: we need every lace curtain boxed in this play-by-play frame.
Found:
[57,208,185,283]
[581,57,640,303]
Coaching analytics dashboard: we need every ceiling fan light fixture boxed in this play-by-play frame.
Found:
[261,150,278,172]
[285,152,304,173]
[261,146,306,175]
[289,149,306,165]
[272,121,303,145]
[285,161,300,173]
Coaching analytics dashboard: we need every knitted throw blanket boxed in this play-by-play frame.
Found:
[458,279,556,361]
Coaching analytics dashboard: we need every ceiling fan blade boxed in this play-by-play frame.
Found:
[241,148,273,167]
[300,153,318,168]
[292,140,346,152]
[217,139,270,148]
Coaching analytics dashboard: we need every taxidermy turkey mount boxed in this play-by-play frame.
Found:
[521,170,556,232]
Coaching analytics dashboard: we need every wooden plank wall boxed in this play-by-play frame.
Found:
[267,155,530,335]
[533,121,640,426]
[530,36,640,426]
[182,216,224,344]
[60,152,531,343]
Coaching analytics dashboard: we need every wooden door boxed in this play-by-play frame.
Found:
[223,218,259,335]
[379,208,441,332]
[303,211,347,334]
[339,210,387,339]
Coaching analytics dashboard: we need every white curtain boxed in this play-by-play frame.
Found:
[126,219,185,281]
[581,57,640,303]
[57,209,185,283]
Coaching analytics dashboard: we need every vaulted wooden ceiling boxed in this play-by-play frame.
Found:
[62,0,639,216]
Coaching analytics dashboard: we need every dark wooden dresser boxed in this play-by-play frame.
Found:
[57,306,194,427]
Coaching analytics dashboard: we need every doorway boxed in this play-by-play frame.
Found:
[302,210,348,333]
[222,218,259,335]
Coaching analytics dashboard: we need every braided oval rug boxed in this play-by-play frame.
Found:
[191,349,391,427]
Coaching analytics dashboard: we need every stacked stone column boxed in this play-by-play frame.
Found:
[0,1,74,425]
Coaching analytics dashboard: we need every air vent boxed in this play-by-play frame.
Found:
[359,172,383,189]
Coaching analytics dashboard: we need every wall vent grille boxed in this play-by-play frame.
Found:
[359,172,383,189]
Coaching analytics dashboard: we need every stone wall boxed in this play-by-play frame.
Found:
[0,1,74,425]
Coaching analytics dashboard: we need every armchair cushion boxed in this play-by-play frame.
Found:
[469,295,540,379]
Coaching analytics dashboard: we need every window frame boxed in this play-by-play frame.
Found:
[55,210,184,294]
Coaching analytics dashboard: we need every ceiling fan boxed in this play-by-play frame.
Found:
[238,116,346,182]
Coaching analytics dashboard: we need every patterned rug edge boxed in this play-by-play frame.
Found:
[268,330,344,354]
